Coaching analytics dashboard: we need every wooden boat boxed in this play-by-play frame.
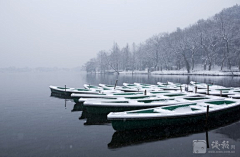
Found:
[122,83,159,92]
[83,93,222,114]
[84,84,106,90]
[123,82,184,92]
[157,82,170,86]
[123,83,138,87]
[99,84,121,90]
[120,83,144,92]
[189,81,229,90]
[189,81,208,89]
[108,99,240,131]
[228,94,240,99]
[133,83,159,88]
[157,82,184,91]
[84,98,180,114]
[157,81,183,87]
[208,91,234,97]
[108,109,240,148]
[49,85,99,96]
[71,87,178,100]
[191,88,234,97]
[71,91,149,99]
[74,91,172,104]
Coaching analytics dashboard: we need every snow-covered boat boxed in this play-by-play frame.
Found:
[99,84,122,90]
[189,81,208,89]
[84,84,105,90]
[71,91,150,99]
[108,99,240,131]
[84,98,180,114]
[49,85,99,96]
[228,94,240,99]
[83,93,223,114]
[74,91,172,103]
[156,82,184,91]
[122,83,159,91]
[189,81,229,90]
[72,90,185,102]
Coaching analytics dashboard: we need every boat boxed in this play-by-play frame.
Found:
[49,85,99,96]
[83,93,222,114]
[83,84,112,91]
[123,83,138,87]
[76,91,211,102]
[99,84,121,90]
[133,83,160,89]
[71,89,179,100]
[76,91,174,102]
[189,81,230,90]
[191,88,234,97]
[207,91,234,97]
[157,82,185,91]
[189,81,208,89]
[228,94,240,99]
[107,99,240,131]
[108,109,240,148]
[122,83,155,92]
[83,98,179,114]
[71,93,115,99]
[122,82,180,92]
[71,91,148,99]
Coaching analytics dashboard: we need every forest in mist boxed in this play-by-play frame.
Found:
[84,5,240,74]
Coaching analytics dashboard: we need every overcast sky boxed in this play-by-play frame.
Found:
[0,0,239,68]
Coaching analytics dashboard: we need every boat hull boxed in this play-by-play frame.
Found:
[85,105,163,114]
[110,104,240,131]
[50,88,72,96]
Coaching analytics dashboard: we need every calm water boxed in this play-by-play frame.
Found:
[1,71,240,157]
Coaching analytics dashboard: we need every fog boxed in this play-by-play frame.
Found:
[0,0,239,68]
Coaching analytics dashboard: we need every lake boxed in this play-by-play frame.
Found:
[0,71,240,157]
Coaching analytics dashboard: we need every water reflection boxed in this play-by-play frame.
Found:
[50,93,72,99]
[71,103,84,112]
[215,122,240,141]
[50,93,74,109]
[108,107,240,149]
[83,113,109,125]
[77,107,110,125]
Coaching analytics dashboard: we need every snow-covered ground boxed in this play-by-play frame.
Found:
[120,70,240,76]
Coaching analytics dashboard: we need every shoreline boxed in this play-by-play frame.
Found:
[118,70,240,76]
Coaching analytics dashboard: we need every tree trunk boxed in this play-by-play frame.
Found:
[227,58,231,70]
[238,55,240,71]
[208,62,212,71]
[239,61,240,71]
[203,59,207,70]
[191,58,194,71]
[191,50,195,71]
[182,53,190,73]
[220,56,226,71]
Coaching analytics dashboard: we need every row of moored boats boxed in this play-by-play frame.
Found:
[49,81,240,131]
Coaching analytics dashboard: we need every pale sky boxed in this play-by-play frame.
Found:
[0,0,239,68]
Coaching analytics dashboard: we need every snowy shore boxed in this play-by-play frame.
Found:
[119,70,240,76]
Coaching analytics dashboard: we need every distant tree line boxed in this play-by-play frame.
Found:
[84,5,240,73]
